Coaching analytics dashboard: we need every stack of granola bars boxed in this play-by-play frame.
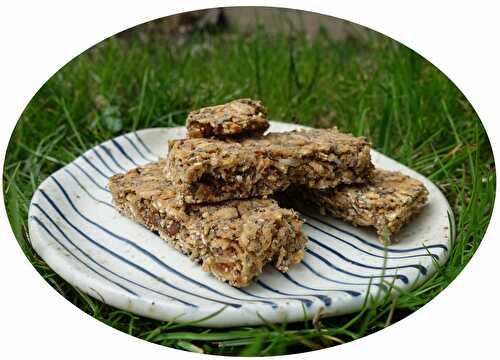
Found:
[108,99,429,287]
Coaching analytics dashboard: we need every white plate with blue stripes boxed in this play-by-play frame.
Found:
[28,122,453,327]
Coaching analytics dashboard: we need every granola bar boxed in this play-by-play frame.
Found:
[287,169,429,243]
[108,160,307,287]
[166,128,374,204]
[186,98,270,139]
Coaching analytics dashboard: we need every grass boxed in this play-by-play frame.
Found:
[3,21,495,356]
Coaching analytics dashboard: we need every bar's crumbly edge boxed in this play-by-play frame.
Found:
[186,98,270,139]
[281,169,429,244]
[166,128,375,204]
[108,160,307,287]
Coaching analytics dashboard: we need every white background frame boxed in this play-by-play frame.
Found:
[1,1,499,359]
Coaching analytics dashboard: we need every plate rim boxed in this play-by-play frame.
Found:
[27,122,454,327]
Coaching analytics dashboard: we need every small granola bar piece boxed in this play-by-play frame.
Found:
[186,98,269,139]
[108,160,307,287]
[166,128,374,204]
[290,169,429,243]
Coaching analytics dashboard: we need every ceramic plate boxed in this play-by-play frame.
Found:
[28,122,453,327]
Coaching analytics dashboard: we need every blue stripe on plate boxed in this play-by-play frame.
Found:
[305,248,408,284]
[80,153,110,179]
[124,134,157,163]
[91,148,117,175]
[255,280,331,307]
[111,139,140,167]
[300,260,388,292]
[72,162,110,193]
[63,169,113,208]
[308,236,427,275]
[236,287,313,307]
[304,222,439,261]
[280,272,361,297]
[98,145,128,173]
[302,211,448,253]
[32,216,139,297]
[133,131,157,157]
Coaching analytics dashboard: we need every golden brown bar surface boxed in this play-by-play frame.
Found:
[108,160,307,287]
[186,98,269,139]
[166,128,374,204]
[287,169,429,243]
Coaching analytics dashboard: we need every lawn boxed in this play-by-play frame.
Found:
[3,23,495,356]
